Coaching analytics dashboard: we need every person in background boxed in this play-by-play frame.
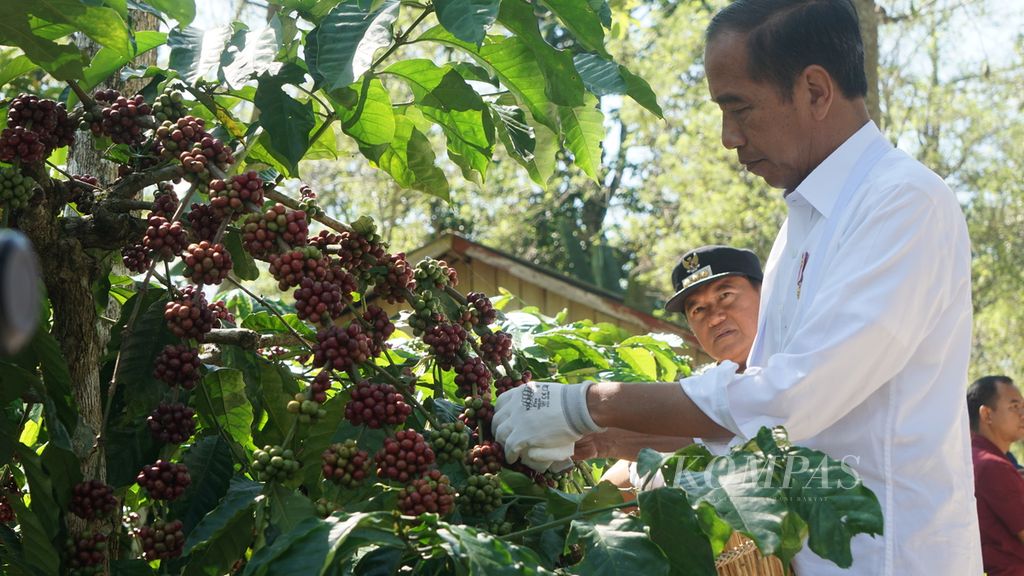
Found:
[586,245,762,489]
[969,375,1024,576]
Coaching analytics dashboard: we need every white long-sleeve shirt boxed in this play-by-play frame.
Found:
[681,122,982,575]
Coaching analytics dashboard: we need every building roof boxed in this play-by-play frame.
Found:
[408,234,701,349]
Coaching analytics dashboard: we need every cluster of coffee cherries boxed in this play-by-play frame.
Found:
[0,93,75,165]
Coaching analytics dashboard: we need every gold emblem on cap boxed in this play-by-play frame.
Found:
[683,254,700,272]
[681,266,712,291]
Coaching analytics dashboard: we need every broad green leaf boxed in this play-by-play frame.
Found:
[567,512,671,576]
[558,101,604,181]
[359,115,449,199]
[638,488,717,576]
[113,291,176,423]
[223,229,260,281]
[29,1,131,54]
[616,346,658,381]
[240,311,314,337]
[14,444,60,541]
[255,74,316,176]
[588,0,611,27]
[434,0,500,45]
[268,484,317,535]
[533,334,610,371]
[676,451,790,556]
[537,0,609,57]
[0,15,85,79]
[573,53,626,96]
[263,512,393,575]
[82,30,166,89]
[248,133,292,176]
[337,77,396,146]
[103,0,127,17]
[223,22,283,88]
[254,357,302,447]
[104,425,161,487]
[417,27,556,130]
[782,445,884,567]
[27,329,77,434]
[184,477,262,576]
[147,0,196,26]
[491,101,557,185]
[174,435,236,534]
[580,480,624,512]
[196,368,256,451]
[619,64,663,118]
[496,0,584,108]
[304,0,400,92]
[382,59,485,111]
[436,523,555,575]
[8,497,59,576]
[243,516,321,576]
[695,501,734,556]
[168,26,234,83]
[0,55,39,89]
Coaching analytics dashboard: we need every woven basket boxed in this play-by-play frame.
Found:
[715,533,787,576]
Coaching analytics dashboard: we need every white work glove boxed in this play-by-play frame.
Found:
[518,446,575,474]
[492,381,605,471]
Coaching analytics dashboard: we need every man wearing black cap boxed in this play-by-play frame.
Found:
[492,0,980,573]
[665,245,762,371]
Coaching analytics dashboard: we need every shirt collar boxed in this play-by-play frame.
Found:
[788,121,886,219]
[972,433,1009,458]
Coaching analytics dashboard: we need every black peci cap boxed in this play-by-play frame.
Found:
[664,245,763,313]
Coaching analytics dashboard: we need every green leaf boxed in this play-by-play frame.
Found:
[558,101,604,181]
[537,0,609,57]
[8,496,59,576]
[82,30,166,89]
[0,55,39,89]
[195,368,256,451]
[573,53,626,96]
[147,0,196,26]
[184,477,262,576]
[619,64,663,118]
[496,0,584,108]
[113,291,175,423]
[304,0,400,92]
[638,488,717,576]
[14,444,60,542]
[580,480,624,512]
[567,512,671,576]
[615,346,658,381]
[676,451,790,556]
[383,59,494,183]
[167,25,234,83]
[175,435,236,534]
[0,13,86,80]
[255,74,316,177]
[436,523,555,575]
[337,77,395,146]
[491,101,557,186]
[223,22,283,88]
[533,334,610,371]
[26,330,77,435]
[781,445,884,567]
[254,358,301,447]
[434,0,500,45]
[243,516,322,576]
[30,1,131,54]
[223,229,260,281]
[418,27,556,130]
[359,115,449,199]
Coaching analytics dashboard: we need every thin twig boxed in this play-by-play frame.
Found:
[224,276,316,350]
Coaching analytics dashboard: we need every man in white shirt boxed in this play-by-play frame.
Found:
[492,0,982,574]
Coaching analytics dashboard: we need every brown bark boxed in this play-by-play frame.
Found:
[54,10,161,479]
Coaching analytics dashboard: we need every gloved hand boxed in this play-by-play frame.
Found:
[518,446,574,473]
[492,381,605,470]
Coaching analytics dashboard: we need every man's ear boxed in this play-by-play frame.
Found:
[980,404,993,424]
[797,64,834,121]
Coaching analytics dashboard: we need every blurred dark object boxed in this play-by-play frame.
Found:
[0,229,41,355]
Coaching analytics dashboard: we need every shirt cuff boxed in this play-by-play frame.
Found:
[680,361,744,438]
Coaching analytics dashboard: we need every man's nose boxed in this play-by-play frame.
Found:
[721,115,745,150]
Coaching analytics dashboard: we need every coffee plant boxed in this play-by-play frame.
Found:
[0,1,882,574]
